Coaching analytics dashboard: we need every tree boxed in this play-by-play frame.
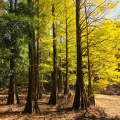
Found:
[84,4,95,106]
[64,0,70,95]
[23,0,40,114]
[72,0,118,109]
[48,3,58,105]
[73,0,87,110]
[3,0,20,105]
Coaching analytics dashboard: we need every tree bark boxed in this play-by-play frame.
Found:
[23,29,40,114]
[73,0,87,110]
[23,0,40,113]
[48,3,58,105]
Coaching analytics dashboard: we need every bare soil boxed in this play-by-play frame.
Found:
[0,85,120,120]
[95,94,120,118]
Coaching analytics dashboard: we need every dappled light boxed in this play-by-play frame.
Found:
[0,0,120,119]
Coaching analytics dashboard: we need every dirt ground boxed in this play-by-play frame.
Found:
[95,94,120,118]
[0,85,120,120]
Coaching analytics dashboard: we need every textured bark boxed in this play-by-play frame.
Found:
[23,0,40,113]
[23,30,40,114]
[48,4,58,105]
[73,0,87,110]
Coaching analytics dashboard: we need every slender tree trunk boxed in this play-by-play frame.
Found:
[7,0,20,105]
[73,0,87,110]
[36,1,42,99]
[15,0,17,9]
[7,57,15,105]
[58,39,64,93]
[23,35,34,113]
[58,69,64,93]
[36,29,42,99]
[10,0,13,11]
[7,53,20,105]
[64,4,69,94]
[15,81,20,105]
[48,3,58,105]
[40,54,45,93]
[84,4,95,106]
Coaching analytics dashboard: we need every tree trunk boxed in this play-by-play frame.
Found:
[58,69,64,93]
[15,0,17,9]
[23,29,40,113]
[84,4,95,106]
[58,39,64,93]
[24,0,40,113]
[23,0,40,112]
[10,0,13,11]
[64,8,69,95]
[36,29,42,99]
[73,0,87,110]
[48,3,58,105]
[7,0,20,105]
[7,55,20,105]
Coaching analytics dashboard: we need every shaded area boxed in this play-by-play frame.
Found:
[75,107,120,120]
[0,91,120,119]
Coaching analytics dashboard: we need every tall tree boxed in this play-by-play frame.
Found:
[73,0,87,110]
[7,0,20,105]
[35,0,42,99]
[23,0,40,114]
[64,0,69,95]
[84,4,95,106]
[48,3,58,105]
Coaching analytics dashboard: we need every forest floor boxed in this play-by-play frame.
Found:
[0,84,120,120]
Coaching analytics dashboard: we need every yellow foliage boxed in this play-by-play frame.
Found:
[93,79,109,93]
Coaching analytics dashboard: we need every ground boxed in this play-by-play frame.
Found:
[0,85,120,120]
[95,94,120,118]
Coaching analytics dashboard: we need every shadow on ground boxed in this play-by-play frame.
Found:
[75,107,120,120]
